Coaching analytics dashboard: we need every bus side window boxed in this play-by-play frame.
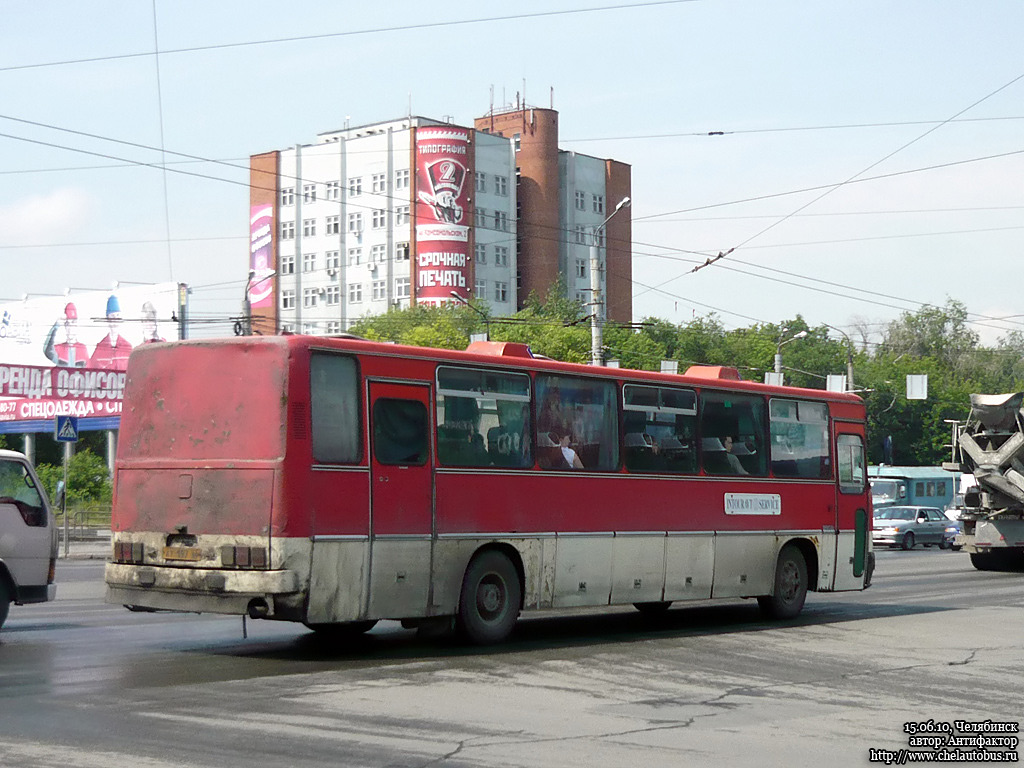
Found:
[436,366,532,469]
[310,353,361,464]
[622,384,697,474]
[700,393,767,476]
[769,399,829,479]
[536,374,618,470]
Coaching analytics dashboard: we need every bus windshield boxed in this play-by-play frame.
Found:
[870,479,900,502]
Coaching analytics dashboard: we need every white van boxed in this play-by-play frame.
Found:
[0,449,58,628]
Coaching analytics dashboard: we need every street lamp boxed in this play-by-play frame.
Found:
[450,291,490,340]
[774,329,808,379]
[590,196,631,366]
[822,322,855,390]
[241,269,276,336]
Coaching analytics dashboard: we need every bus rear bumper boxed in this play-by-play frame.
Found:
[104,562,300,617]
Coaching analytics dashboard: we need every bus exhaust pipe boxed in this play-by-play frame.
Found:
[247,598,270,619]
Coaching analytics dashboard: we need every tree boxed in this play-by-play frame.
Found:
[35,449,112,506]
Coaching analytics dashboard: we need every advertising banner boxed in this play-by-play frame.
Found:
[414,127,472,305]
[0,283,179,433]
[0,364,125,425]
[248,205,275,309]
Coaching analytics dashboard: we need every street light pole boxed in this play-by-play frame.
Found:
[822,322,855,390]
[590,196,631,366]
[774,330,808,381]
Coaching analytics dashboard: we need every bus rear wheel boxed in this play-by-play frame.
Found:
[304,620,378,638]
[457,550,521,645]
[758,544,808,620]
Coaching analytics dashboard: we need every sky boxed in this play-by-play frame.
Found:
[1,0,1022,348]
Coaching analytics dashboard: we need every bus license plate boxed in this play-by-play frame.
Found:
[163,546,202,562]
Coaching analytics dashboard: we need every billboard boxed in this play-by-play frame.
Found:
[0,283,180,433]
[414,127,472,305]
[248,205,275,310]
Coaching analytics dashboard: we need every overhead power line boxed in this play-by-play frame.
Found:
[0,1,699,72]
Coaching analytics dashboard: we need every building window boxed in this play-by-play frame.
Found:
[495,245,509,267]
[512,133,521,152]
[280,254,295,275]
[303,252,316,273]
[494,281,508,303]
[280,187,295,206]
[395,277,410,298]
[475,171,486,193]
[326,215,340,235]
[348,177,362,196]
[302,322,316,335]
[348,247,362,266]
[593,194,605,214]
[574,225,587,245]
[303,218,316,237]
[575,290,587,302]
[493,211,508,231]
[494,175,508,196]
[325,285,340,305]
[303,288,319,308]
[326,321,341,335]
[372,280,386,301]
[326,181,340,201]
[348,212,362,232]
[371,244,386,263]
[281,221,295,240]
[281,290,295,309]
[349,283,363,303]
[396,242,410,261]
[372,173,386,193]
[475,243,487,264]
[395,169,409,189]
[475,279,486,300]
[303,184,317,204]
[281,323,294,334]
[396,206,409,226]
[575,190,585,211]
[575,257,586,278]
[475,207,486,228]
[372,209,386,229]
[326,250,340,271]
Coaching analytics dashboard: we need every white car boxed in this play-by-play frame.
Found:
[0,449,58,628]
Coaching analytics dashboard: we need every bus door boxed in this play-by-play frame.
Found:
[833,428,869,590]
[367,380,433,618]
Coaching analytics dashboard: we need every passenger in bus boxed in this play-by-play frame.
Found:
[556,433,584,469]
[723,436,749,475]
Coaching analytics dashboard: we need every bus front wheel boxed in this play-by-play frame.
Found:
[457,550,521,645]
[758,544,808,620]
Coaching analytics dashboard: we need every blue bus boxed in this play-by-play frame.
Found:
[868,466,958,512]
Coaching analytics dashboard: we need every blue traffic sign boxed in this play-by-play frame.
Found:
[55,415,80,443]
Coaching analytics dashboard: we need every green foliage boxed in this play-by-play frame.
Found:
[35,449,112,506]
[332,295,1024,469]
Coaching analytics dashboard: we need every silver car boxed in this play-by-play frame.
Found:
[0,450,58,628]
[872,505,950,550]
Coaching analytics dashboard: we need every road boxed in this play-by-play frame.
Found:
[0,548,1021,767]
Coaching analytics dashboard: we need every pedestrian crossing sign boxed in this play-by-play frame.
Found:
[55,415,79,443]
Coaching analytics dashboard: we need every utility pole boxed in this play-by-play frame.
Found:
[590,197,631,366]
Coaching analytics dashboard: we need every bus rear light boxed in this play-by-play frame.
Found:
[220,545,267,569]
[114,541,144,564]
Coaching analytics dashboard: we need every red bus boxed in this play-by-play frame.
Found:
[105,335,873,644]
